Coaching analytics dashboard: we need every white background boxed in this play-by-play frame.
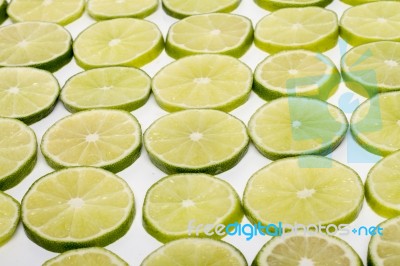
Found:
[0,0,385,265]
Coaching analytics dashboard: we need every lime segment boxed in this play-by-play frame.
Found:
[141,238,246,266]
[87,0,158,20]
[152,54,252,112]
[253,232,363,266]
[254,7,338,54]
[166,13,253,58]
[0,22,72,71]
[144,109,249,174]
[43,247,129,266]
[162,0,240,19]
[248,97,348,160]
[21,167,135,252]
[61,67,151,113]
[254,0,333,11]
[0,192,20,246]
[73,18,163,69]
[7,0,84,25]
[341,41,400,97]
[0,118,37,190]
[41,109,142,173]
[0,67,59,124]
[254,50,340,101]
[243,156,364,227]
[340,2,400,46]
[143,173,243,242]
[351,92,400,156]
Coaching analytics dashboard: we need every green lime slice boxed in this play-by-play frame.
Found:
[254,50,340,101]
[248,97,348,160]
[0,67,59,124]
[166,13,253,58]
[22,167,135,252]
[0,192,20,246]
[162,0,240,19]
[253,232,363,266]
[152,54,252,112]
[87,0,158,20]
[341,0,400,7]
[341,41,400,97]
[243,156,364,228]
[7,0,84,25]
[0,118,37,190]
[61,67,151,113]
[254,7,338,54]
[41,109,142,173]
[143,173,243,242]
[73,18,164,69]
[0,22,72,71]
[340,2,400,46]
[43,247,129,266]
[0,0,8,24]
[366,150,400,218]
[144,109,249,174]
[141,238,247,266]
[351,91,400,156]
[255,0,333,11]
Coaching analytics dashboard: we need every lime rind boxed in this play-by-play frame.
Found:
[142,173,244,243]
[162,0,241,19]
[21,167,135,253]
[43,247,129,266]
[0,0,7,24]
[254,0,333,11]
[243,156,364,228]
[0,192,20,246]
[87,0,158,20]
[41,110,142,173]
[0,118,37,190]
[166,13,253,59]
[253,50,341,101]
[253,232,363,266]
[60,67,151,113]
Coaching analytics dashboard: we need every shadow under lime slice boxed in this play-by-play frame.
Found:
[243,156,364,230]
[248,97,348,160]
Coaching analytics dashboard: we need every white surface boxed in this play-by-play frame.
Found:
[0,1,384,265]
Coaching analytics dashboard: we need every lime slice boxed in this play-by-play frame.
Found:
[166,13,253,59]
[366,151,400,218]
[0,22,72,71]
[152,54,252,112]
[0,118,37,190]
[255,0,333,11]
[0,0,7,24]
[61,67,151,113]
[7,0,84,25]
[248,97,348,160]
[87,0,158,20]
[340,2,400,46]
[0,192,20,246]
[22,167,134,252]
[368,216,400,266]
[162,0,240,19]
[41,109,142,173]
[0,67,59,125]
[341,41,400,97]
[243,156,364,228]
[144,109,249,174]
[254,50,340,101]
[43,247,128,266]
[253,232,363,266]
[254,7,338,54]
[141,238,247,266]
[340,0,397,5]
[351,92,400,156]
[73,18,163,69]
[143,173,243,242]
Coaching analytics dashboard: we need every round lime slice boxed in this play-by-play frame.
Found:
[87,0,158,20]
[255,0,333,11]
[0,192,20,246]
